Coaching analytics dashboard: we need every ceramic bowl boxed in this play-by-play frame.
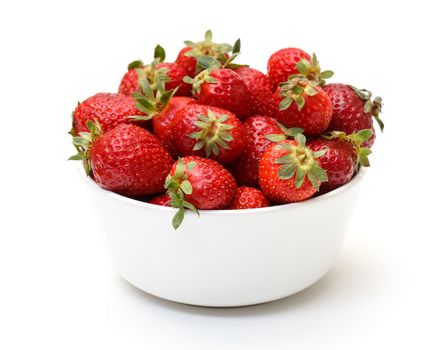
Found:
[81,167,366,307]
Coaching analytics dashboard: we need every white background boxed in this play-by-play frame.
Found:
[1,0,446,349]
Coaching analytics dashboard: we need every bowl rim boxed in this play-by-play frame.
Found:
[79,164,367,215]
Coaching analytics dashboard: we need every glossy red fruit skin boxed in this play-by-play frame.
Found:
[235,67,276,116]
[156,62,191,96]
[90,124,173,197]
[171,104,246,164]
[228,187,269,209]
[323,83,376,147]
[273,86,332,136]
[197,69,251,119]
[171,156,237,209]
[258,141,318,203]
[229,115,283,186]
[153,97,197,156]
[175,47,197,78]
[73,93,144,134]
[118,69,139,96]
[267,48,312,87]
[148,194,171,207]
[307,138,356,193]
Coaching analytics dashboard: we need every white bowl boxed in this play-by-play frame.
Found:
[81,167,366,307]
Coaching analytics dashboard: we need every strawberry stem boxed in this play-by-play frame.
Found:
[164,158,199,229]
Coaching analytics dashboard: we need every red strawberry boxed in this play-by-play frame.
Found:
[171,104,246,164]
[118,45,190,97]
[323,83,383,148]
[175,30,234,78]
[149,194,171,207]
[71,93,145,134]
[118,67,139,96]
[118,57,154,97]
[307,139,355,192]
[165,156,237,228]
[130,70,179,125]
[175,47,197,78]
[186,68,251,119]
[234,67,276,116]
[153,96,197,156]
[229,115,284,186]
[70,122,173,197]
[273,84,332,136]
[228,187,269,209]
[155,62,191,96]
[118,62,190,97]
[267,48,311,86]
[307,129,373,192]
[258,133,328,203]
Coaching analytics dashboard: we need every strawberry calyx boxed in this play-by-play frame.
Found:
[164,158,199,229]
[269,133,328,191]
[278,76,320,111]
[278,53,332,111]
[131,64,178,121]
[127,45,177,121]
[127,59,145,71]
[348,85,384,132]
[183,30,242,72]
[183,68,216,95]
[140,45,170,89]
[194,40,247,70]
[126,45,168,86]
[265,122,303,142]
[188,109,235,157]
[68,119,102,175]
[323,129,373,167]
[296,53,334,86]
[182,39,247,94]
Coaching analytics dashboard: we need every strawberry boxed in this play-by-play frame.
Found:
[273,83,332,136]
[165,156,237,228]
[186,68,251,119]
[171,104,246,164]
[119,62,190,97]
[228,187,269,209]
[258,133,328,203]
[234,67,276,116]
[118,67,139,96]
[271,53,334,135]
[267,48,311,86]
[156,62,191,96]
[323,83,383,148]
[175,30,234,78]
[149,194,171,207]
[228,115,284,186]
[129,69,178,124]
[118,45,190,97]
[307,129,372,192]
[152,96,197,156]
[71,93,145,134]
[175,47,198,78]
[70,122,173,197]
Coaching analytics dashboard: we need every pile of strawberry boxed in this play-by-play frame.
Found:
[70,30,383,228]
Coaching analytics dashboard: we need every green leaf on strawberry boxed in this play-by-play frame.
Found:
[69,119,102,175]
[323,129,373,168]
[270,132,328,191]
[188,110,235,158]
